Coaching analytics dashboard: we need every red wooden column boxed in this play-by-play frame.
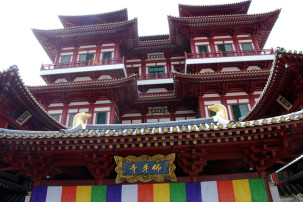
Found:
[109,101,116,124]
[141,59,146,78]
[198,96,206,118]
[233,36,241,56]
[190,38,196,54]
[54,49,61,67]
[209,37,216,57]
[72,47,79,67]
[249,93,256,108]
[166,58,172,77]
[61,100,70,126]
[96,44,102,62]
[88,101,95,124]
[114,44,120,59]
[252,36,260,54]
[141,106,148,123]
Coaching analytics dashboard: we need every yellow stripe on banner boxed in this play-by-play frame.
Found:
[76,186,92,202]
[153,183,170,202]
[232,179,252,202]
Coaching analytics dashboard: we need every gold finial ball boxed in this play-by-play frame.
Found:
[181,126,187,132]
[154,128,159,133]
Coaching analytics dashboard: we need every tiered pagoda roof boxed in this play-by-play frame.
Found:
[178,0,251,17]
[0,67,65,130]
[59,9,128,27]
[173,70,269,98]
[33,4,281,62]
[29,75,138,105]
[168,9,281,49]
[33,18,139,62]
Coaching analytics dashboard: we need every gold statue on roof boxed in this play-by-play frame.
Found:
[208,104,228,122]
[72,112,92,129]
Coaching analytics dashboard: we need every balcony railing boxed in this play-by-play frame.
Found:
[41,57,125,70]
[138,73,172,80]
[185,49,274,59]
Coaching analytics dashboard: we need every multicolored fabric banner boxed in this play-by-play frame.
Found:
[31,178,269,202]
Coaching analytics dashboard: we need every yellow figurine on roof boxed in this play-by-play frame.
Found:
[72,112,92,129]
[208,104,228,122]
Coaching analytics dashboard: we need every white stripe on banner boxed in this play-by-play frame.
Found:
[122,184,138,202]
[270,186,281,202]
[201,181,219,202]
[46,186,62,202]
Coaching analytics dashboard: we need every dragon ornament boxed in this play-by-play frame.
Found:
[72,112,92,129]
[208,104,228,122]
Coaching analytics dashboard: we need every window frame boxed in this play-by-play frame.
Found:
[231,104,248,121]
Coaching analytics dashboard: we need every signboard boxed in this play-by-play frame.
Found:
[114,153,176,183]
[147,106,168,116]
[16,111,32,126]
[147,52,165,60]
[276,95,292,111]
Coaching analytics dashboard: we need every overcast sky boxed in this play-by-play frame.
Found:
[0,0,302,85]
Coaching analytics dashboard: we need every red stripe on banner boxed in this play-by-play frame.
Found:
[138,184,153,202]
[61,186,77,202]
[217,181,236,202]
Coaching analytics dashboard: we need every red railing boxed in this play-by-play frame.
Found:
[138,73,172,80]
[41,57,125,70]
[185,49,274,59]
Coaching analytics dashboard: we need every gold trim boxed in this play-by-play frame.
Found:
[114,153,176,184]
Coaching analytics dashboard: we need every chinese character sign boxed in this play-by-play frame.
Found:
[114,154,176,183]
[122,160,169,175]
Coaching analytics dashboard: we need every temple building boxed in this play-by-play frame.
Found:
[1,1,303,201]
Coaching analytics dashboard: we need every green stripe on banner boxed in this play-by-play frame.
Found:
[248,179,269,202]
[169,183,186,202]
[91,185,107,202]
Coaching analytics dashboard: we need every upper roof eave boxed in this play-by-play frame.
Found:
[28,75,138,93]
[168,9,281,49]
[178,0,251,17]
[32,18,139,62]
[58,8,128,28]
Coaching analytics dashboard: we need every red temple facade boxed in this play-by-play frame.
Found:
[1,1,303,201]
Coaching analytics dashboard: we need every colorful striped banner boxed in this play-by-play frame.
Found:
[31,178,269,202]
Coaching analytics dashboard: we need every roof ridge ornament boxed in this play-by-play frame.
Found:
[72,112,92,129]
[208,104,228,122]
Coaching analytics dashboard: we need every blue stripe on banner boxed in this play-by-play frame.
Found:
[31,186,47,202]
[106,185,122,202]
[186,182,202,202]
